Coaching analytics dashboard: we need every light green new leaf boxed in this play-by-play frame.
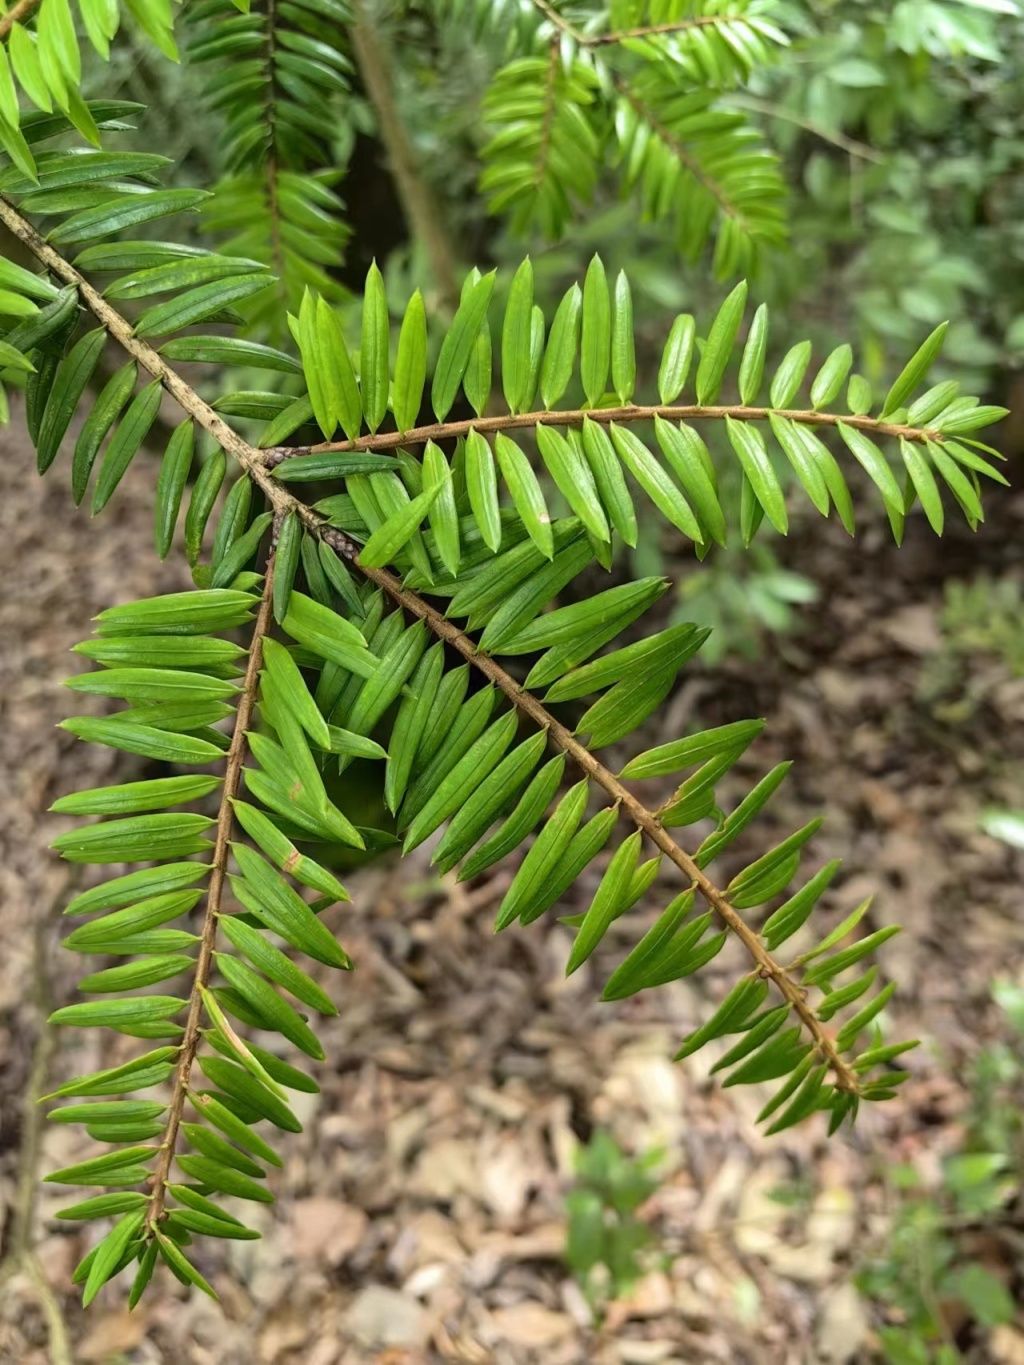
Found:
[579,418,636,546]
[358,484,440,568]
[535,424,610,542]
[566,830,641,975]
[465,428,502,552]
[392,288,426,431]
[610,423,702,541]
[215,953,324,1058]
[769,340,811,408]
[433,730,548,873]
[51,772,219,816]
[882,322,948,418]
[422,441,461,575]
[621,718,765,779]
[658,313,695,404]
[494,432,553,559]
[738,303,768,406]
[361,261,389,433]
[431,270,495,420]
[900,438,944,534]
[674,977,770,1060]
[810,344,852,410]
[82,1211,144,1307]
[219,916,337,1016]
[725,417,787,534]
[231,845,351,969]
[696,280,746,405]
[155,1231,218,1300]
[60,715,223,765]
[611,269,635,403]
[95,588,256,636]
[541,282,581,409]
[496,780,589,930]
[580,255,610,406]
[262,637,329,747]
[653,418,725,546]
[280,592,376,678]
[231,800,349,903]
[403,710,519,852]
[297,290,361,440]
[50,996,186,1027]
[837,422,904,519]
[502,257,534,414]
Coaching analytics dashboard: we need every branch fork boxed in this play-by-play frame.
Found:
[0,189,862,1102]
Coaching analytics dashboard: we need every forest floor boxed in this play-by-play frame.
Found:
[0,419,1022,1365]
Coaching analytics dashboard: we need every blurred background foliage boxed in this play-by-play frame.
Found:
[84,1,1024,373]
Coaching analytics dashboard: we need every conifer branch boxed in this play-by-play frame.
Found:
[0,36,1000,1305]
[0,197,862,1093]
[0,193,295,519]
[263,402,941,463]
[0,188,944,537]
[329,541,860,1095]
[6,192,993,1190]
[0,0,42,42]
[261,0,287,288]
[144,548,278,1234]
[587,15,745,46]
[528,1,733,47]
[616,77,742,227]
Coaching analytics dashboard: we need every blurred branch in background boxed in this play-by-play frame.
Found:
[349,0,462,311]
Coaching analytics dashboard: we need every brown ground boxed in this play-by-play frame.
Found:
[0,416,1022,1364]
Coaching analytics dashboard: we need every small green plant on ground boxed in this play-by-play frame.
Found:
[565,1130,664,1312]
[856,982,1024,1363]
[919,572,1024,715]
[673,542,818,664]
[917,569,1024,834]
[941,574,1024,679]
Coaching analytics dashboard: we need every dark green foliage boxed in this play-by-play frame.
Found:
[187,0,351,324]
[477,0,789,275]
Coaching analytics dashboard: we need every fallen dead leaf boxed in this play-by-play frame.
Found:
[815,1281,870,1362]
[409,1138,477,1202]
[290,1198,369,1265]
[486,1302,576,1349]
[77,1310,148,1361]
